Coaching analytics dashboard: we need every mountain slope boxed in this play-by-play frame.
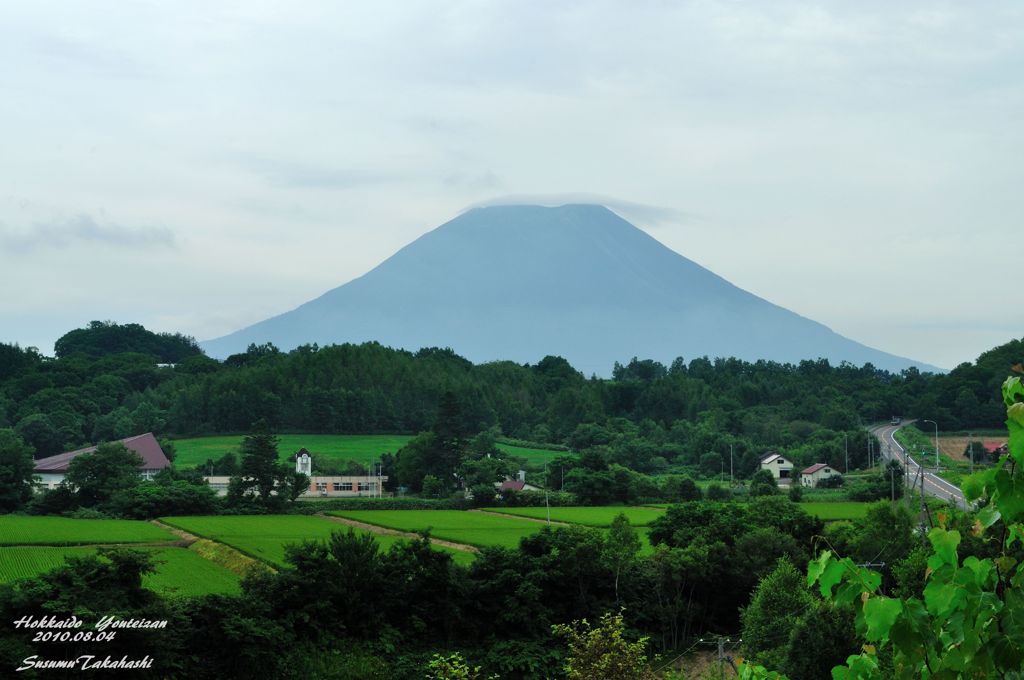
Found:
[202,204,941,374]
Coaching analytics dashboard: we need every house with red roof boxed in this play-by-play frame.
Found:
[800,463,839,488]
[33,432,171,490]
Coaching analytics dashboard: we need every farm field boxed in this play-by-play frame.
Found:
[495,443,570,466]
[0,546,240,596]
[0,515,177,546]
[161,514,474,567]
[485,505,666,527]
[937,436,1005,461]
[171,434,413,469]
[328,509,544,549]
[333,509,656,556]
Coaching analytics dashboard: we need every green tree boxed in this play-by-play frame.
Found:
[604,512,642,605]
[553,610,657,680]
[740,558,813,670]
[0,429,36,512]
[228,423,306,506]
[425,652,496,680]
[64,442,142,507]
[749,469,779,496]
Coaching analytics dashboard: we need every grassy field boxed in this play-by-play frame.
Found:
[171,434,414,469]
[161,514,473,567]
[485,506,666,527]
[328,509,545,549]
[0,546,240,596]
[495,443,571,466]
[0,515,177,546]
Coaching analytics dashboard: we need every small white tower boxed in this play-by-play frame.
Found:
[295,448,312,476]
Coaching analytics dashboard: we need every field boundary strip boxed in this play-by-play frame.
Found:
[157,517,282,568]
[318,514,480,553]
[150,520,276,575]
[474,509,571,526]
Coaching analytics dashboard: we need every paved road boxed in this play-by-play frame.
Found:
[868,421,967,509]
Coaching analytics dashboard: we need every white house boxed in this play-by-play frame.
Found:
[801,463,839,487]
[759,453,794,484]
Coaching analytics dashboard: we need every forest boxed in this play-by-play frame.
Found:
[0,322,1019,478]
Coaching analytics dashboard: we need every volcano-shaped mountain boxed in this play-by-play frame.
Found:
[202,204,940,374]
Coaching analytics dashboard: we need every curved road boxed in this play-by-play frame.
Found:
[868,420,967,509]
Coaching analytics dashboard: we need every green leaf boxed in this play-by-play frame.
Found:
[994,469,1024,523]
[807,550,832,587]
[961,470,990,503]
[1003,376,1024,408]
[928,528,960,567]
[818,558,848,599]
[863,597,903,643]
[977,504,1001,531]
[924,578,965,618]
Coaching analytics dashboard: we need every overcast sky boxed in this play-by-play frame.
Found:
[1,1,1021,370]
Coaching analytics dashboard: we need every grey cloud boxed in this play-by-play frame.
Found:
[465,194,696,227]
[444,171,501,192]
[229,153,406,190]
[0,214,176,253]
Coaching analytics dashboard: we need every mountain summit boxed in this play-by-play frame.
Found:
[202,204,940,374]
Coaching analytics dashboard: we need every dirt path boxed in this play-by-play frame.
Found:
[469,508,570,526]
[150,520,198,546]
[318,514,480,554]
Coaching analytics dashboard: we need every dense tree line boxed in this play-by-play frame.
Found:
[0,323,1020,478]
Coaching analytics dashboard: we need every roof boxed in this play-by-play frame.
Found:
[34,433,171,473]
[499,480,526,491]
[982,443,1007,453]
[801,463,831,475]
[761,453,788,464]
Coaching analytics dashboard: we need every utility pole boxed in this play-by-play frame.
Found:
[544,464,551,524]
[923,419,940,469]
[968,434,974,474]
[730,444,734,486]
[844,433,849,473]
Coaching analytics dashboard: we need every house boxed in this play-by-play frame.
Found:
[982,442,1008,456]
[494,470,540,493]
[294,448,312,475]
[34,432,171,490]
[759,453,794,484]
[800,463,839,487]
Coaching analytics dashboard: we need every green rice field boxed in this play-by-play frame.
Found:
[161,514,474,567]
[328,509,545,549]
[0,515,177,546]
[171,434,414,469]
[0,546,240,596]
[485,506,666,527]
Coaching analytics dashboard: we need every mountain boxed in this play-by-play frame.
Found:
[202,204,942,374]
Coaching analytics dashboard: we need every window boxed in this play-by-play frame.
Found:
[340,482,353,491]
[316,482,327,491]
[333,483,343,491]
[358,482,370,491]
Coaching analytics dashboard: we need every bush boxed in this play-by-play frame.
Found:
[705,483,732,501]
[816,474,844,489]
[749,470,780,497]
